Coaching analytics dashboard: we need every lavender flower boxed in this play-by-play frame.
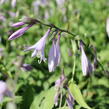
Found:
[32,1,40,15]
[80,41,93,76]
[0,81,12,102]
[55,73,65,88]
[21,64,33,71]
[0,14,6,22]
[41,0,48,5]
[54,72,66,106]
[8,11,16,18]
[54,92,60,106]
[8,24,33,40]
[66,90,74,109]
[11,22,25,27]
[11,0,16,8]
[48,34,61,72]
[56,0,65,7]
[32,0,48,16]
[0,0,7,5]
[24,28,51,63]
[106,18,109,37]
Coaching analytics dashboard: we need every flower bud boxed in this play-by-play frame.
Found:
[80,41,93,76]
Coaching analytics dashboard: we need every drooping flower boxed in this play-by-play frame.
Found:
[55,72,65,88]
[106,18,109,37]
[8,24,33,40]
[0,81,12,102]
[24,28,51,63]
[11,0,16,8]
[54,71,66,106]
[48,34,61,72]
[66,90,74,109]
[80,41,93,76]
[54,92,60,106]
[56,0,65,7]
[48,39,57,72]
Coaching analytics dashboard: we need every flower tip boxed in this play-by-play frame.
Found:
[8,36,16,40]
[8,36,13,40]
[49,67,55,72]
[48,63,55,72]
[24,48,28,52]
[31,55,35,58]
[11,22,25,27]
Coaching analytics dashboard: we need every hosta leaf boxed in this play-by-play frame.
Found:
[30,91,46,109]
[30,87,56,109]
[69,82,91,109]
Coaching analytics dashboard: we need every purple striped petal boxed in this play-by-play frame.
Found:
[66,89,74,109]
[48,34,61,72]
[11,22,25,27]
[48,40,57,72]
[66,98,74,109]
[8,24,33,40]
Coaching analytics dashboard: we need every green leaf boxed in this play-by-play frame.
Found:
[30,87,56,109]
[69,82,91,109]
[30,91,46,109]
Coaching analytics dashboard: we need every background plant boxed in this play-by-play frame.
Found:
[0,0,109,109]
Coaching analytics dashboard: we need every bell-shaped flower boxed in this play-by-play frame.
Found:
[0,81,12,102]
[106,18,109,37]
[48,34,61,72]
[80,41,93,76]
[24,28,51,63]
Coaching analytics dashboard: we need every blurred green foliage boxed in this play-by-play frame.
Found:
[0,0,109,109]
